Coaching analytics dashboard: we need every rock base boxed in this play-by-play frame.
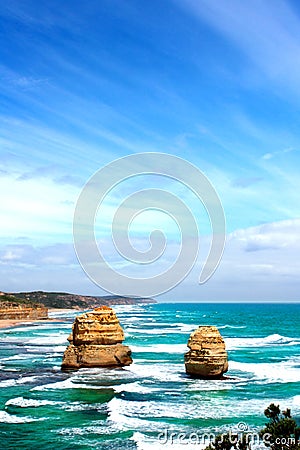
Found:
[61,343,132,369]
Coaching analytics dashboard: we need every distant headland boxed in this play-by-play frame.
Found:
[0,290,156,317]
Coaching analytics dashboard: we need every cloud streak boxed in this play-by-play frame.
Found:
[177,0,300,95]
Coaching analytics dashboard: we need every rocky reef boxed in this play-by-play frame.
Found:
[184,326,228,378]
[61,306,132,370]
[0,292,48,320]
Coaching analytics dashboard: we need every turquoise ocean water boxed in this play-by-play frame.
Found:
[0,303,299,449]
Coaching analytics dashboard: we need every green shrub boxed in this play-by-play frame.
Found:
[259,403,300,450]
[205,404,300,450]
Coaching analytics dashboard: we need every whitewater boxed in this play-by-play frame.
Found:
[0,302,299,449]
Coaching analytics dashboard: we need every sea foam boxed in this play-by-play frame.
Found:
[131,344,188,354]
[230,358,300,383]
[5,397,60,408]
[225,334,300,350]
[0,411,44,423]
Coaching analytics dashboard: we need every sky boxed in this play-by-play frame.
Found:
[1,0,300,301]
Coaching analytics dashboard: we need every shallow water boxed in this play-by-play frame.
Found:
[0,303,299,449]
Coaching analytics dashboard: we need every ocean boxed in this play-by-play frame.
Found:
[0,302,299,450]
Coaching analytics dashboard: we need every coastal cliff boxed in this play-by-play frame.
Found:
[184,326,228,378]
[61,306,132,369]
[0,292,48,320]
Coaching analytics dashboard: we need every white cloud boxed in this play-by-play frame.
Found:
[0,172,77,241]
[0,219,299,301]
[161,219,300,301]
[262,153,273,160]
[229,219,300,252]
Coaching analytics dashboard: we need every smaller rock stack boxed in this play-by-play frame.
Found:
[184,326,228,378]
[61,306,132,370]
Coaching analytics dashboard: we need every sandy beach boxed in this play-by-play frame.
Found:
[48,308,79,313]
[0,309,77,329]
[0,318,53,329]
[0,319,25,329]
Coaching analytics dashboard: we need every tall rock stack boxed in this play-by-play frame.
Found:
[61,306,132,370]
[184,326,228,378]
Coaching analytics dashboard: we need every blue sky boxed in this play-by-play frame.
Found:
[1,0,300,301]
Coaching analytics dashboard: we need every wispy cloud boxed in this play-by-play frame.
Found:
[262,147,297,160]
[17,165,60,181]
[54,175,83,187]
[176,0,300,95]
[0,243,76,266]
[16,164,84,187]
[231,177,263,189]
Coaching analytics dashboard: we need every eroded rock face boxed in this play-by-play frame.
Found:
[184,326,228,378]
[61,306,132,370]
[0,305,48,320]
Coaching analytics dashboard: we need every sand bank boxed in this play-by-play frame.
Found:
[0,309,77,329]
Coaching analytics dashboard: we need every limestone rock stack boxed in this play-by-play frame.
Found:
[61,306,132,369]
[184,326,228,378]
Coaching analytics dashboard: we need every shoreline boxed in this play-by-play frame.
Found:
[48,308,79,313]
[0,308,77,329]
